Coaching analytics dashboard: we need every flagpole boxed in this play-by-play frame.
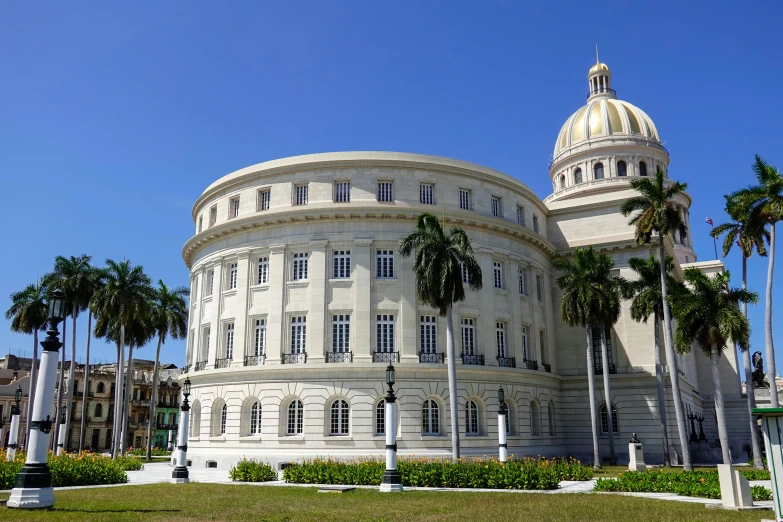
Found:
[707,217,718,259]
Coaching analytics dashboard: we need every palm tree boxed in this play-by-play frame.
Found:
[5,278,49,446]
[78,265,106,451]
[728,155,783,407]
[554,246,623,469]
[621,168,693,470]
[621,256,685,467]
[711,197,768,468]
[90,259,153,457]
[399,213,482,461]
[672,269,757,464]
[145,280,189,461]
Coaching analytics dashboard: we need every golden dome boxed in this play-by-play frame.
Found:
[589,62,610,74]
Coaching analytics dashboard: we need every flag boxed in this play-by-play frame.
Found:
[706,217,713,226]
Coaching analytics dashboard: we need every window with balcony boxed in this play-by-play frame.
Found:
[376,314,395,353]
[496,322,507,358]
[332,314,350,353]
[521,326,529,361]
[461,318,476,355]
[334,181,350,203]
[290,316,306,354]
[420,316,437,355]
[253,319,266,356]
[224,323,234,360]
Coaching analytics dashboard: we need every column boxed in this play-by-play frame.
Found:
[353,239,374,363]
[232,250,251,367]
[399,245,418,363]
[308,241,328,364]
[265,245,287,365]
[509,257,524,365]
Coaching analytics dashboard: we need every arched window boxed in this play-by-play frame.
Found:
[97,382,105,393]
[594,163,604,179]
[574,168,583,184]
[466,400,479,435]
[559,175,565,190]
[375,400,385,435]
[249,401,261,435]
[220,404,227,435]
[639,161,647,177]
[600,404,619,434]
[617,160,627,177]
[94,403,103,418]
[548,402,556,435]
[530,401,541,436]
[422,399,440,435]
[157,412,164,425]
[191,400,201,437]
[287,400,303,435]
[330,399,350,435]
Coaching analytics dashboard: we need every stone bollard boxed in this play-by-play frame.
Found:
[628,433,646,472]
[717,464,753,508]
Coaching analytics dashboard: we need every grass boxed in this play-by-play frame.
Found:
[592,465,764,479]
[0,483,773,521]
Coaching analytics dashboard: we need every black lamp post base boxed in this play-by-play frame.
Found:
[7,463,54,509]
[380,469,403,492]
[171,466,190,484]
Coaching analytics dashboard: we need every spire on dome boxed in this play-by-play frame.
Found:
[587,47,615,100]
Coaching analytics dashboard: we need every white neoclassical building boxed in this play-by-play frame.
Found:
[180,58,751,469]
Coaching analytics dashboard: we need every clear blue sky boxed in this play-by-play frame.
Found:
[1,2,782,374]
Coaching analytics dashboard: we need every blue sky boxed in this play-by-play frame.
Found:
[1,2,782,373]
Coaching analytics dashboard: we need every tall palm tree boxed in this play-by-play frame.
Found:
[399,213,482,461]
[621,256,685,467]
[5,278,49,446]
[145,280,189,461]
[711,197,769,468]
[78,265,106,451]
[90,259,152,457]
[554,246,623,469]
[621,168,693,470]
[673,269,757,464]
[728,155,783,407]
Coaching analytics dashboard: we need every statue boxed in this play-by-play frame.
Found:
[752,351,768,389]
[630,433,640,444]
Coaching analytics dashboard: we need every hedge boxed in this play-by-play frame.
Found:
[594,470,772,501]
[0,450,130,489]
[229,459,278,482]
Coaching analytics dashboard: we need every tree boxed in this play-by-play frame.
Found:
[554,246,623,469]
[711,197,769,468]
[621,168,693,470]
[728,155,783,407]
[90,259,153,457]
[78,265,106,451]
[5,278,49,447]
[145,280,189,461]
[672,269,757,464]
[399,213,482,461]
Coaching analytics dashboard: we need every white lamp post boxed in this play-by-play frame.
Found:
[56,406,67,455]
[171,377,191,484]
[6,385,23,462]
[7,289,66,509]
[380,364,403,492]
[497,387,508,463]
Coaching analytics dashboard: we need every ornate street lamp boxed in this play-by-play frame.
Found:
[8,289,65,509]
[172,377,191,484]
[56,406,67,455]
[6,386,23,461]
[497,387,508,463]
[380,364,403,492]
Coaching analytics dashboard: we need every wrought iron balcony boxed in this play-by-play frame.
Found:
[523,359,538,370]
[131,399,151,406]
[372,351,400,363]
[419,352,445,364]
[214,358,232,369]
[156,423,178,430]
[497,356,516,368]
[244,354,266,366]
[194,361,207,372]
[181,365,191,374]
[326,351,352,363]
[542,363,552,373]
[595,362,616,374]
[461,354,484,366]
[282,352,307,364]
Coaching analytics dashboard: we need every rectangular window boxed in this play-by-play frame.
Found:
[533,215,540,233]
[291,316,306,354]
[225,323,234,359]
[332,250,351,279]
[202,326,211,361]
[334,181,351,203]
[516,205,526,227]
[491,196,502,217]
[459,189,471,210]
[420,183,434,205]
[332,314,350,353]
[496,322,506,358]
[294,184,308,206]
[377,181,394,202]
[228,262,238,290]
[257,257,269,285]
[461,318,476,355]
[540,330,549,365]
[198,216,203,233]
[518,267,527,295]
[493,261,503,290]
[209,206,217,227]
[420,316,437,354]
[376,314,395,353]
[229,196,240,219]
[205,270,214,297]
[257,189,271,211]
[253,319,266,356]
[376,250,394,278]
[592,326,614,371]
[536,274,543,302]
[292,252,308,281]
[460,262,470,284]
[521,326,529,360]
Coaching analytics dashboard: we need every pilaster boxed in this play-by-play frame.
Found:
[353,238,373,363]
[399,247,418,363]
[308,240,328,363]
[266,245,286,365]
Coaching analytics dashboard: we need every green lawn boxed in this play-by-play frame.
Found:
[0,483,774,521]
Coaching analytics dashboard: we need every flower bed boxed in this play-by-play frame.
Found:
[229,459,278,482]
[282,456,592,489]
[594,470,772,501]
[0,450,130,489]
[126,447,172,457]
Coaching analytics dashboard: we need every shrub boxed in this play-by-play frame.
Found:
[115,455,144,471]
[0,449,25,489]
[229,459,278,482]
[0,450,129,488]
[747,456,768,468]
[738,469,770,481]
[127,447,171,457]
[594,470,772,501]
[283,456,592,490]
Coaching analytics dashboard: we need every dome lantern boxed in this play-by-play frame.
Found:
[588,46,615,100]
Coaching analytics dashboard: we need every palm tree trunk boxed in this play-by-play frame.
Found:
[585,325,601,470]
[654,313,671,466]
[79,311,92,452]
[121,342,135,456]
[63,312,78,451]
[112,325,125,459]
[711,346,731,464]
[741,256,764,469]
[53,317,67,451]
[659,239,692,470]
[146,335,163,461]
[599,326,616,464]
[445,307,460,461]
[766,223,777,408]
[25,330,39,449]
